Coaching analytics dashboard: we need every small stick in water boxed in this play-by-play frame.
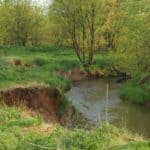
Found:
[105,83,109,124]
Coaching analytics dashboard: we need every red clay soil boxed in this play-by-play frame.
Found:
[0,87,73,124]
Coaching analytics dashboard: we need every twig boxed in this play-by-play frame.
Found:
[27,142,59,150]
[105,83,109,124]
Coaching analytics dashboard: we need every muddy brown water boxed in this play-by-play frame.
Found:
[66,79,150,137]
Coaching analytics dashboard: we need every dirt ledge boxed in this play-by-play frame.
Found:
[0,87,74,125]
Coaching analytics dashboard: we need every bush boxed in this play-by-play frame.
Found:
[120,74,150,104]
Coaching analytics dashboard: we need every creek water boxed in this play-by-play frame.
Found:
[66,79,150,137]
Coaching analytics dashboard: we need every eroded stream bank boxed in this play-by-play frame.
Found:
[0,87,75,126]
[66,78,150,137]
[0,75,149,137]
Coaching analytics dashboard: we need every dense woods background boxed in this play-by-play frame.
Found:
[0,0,149,74]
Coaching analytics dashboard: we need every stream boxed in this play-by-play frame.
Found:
[66,79,150,137]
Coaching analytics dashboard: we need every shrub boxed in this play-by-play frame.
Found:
[120,74,150,104]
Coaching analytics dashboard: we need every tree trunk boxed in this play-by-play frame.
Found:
[88,51,94,65]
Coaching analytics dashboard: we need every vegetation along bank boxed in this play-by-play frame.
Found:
[0,0,149,149]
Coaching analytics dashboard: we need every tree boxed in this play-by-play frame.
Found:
[0,0,48,46]
[12,0,33,46]
[51,0,106,66]
[0,1,15,44]
[116,0,150,74]
[102,0,121,50]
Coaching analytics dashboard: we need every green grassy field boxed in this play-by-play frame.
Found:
[0,46,81,90]
[0,104,149,150]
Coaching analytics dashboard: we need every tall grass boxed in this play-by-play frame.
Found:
[0,104,149,150]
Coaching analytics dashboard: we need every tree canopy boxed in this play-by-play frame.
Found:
[0,0,149,72]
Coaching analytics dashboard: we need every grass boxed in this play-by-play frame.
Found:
[0,104,149,150]
[120,73,150,105]
[0,46,120,91]
[0,46,130,90]
[0,46,80,90]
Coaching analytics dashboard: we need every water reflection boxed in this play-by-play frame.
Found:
[66,79,150,137]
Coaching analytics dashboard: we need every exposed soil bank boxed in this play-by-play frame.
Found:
[62,68,105,82]
[0,87,75,126]
[0,68,134,127]
[62,67,130,83]
[0,67,105,127]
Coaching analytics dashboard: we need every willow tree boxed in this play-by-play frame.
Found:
[51,0,105,66]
